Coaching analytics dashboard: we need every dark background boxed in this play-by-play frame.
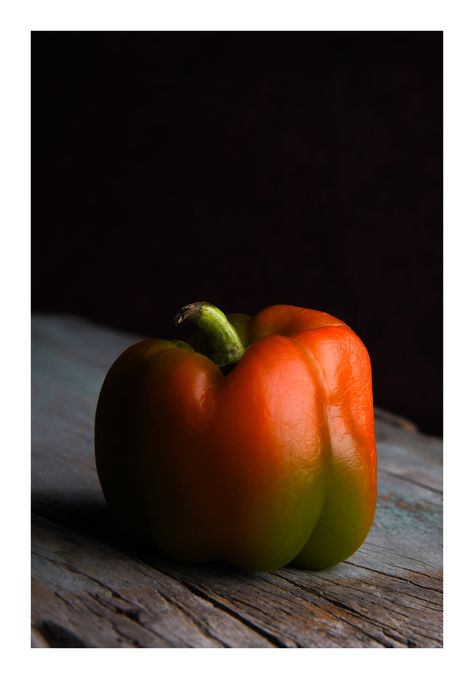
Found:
[32,32,443,435]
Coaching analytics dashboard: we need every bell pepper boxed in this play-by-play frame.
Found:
[95,302,377,571]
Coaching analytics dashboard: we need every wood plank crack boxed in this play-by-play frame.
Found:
[156,570,290,648]
[273,572,439,647]
[378,468,442,495]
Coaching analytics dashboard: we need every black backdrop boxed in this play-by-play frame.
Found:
[32,32,443,435]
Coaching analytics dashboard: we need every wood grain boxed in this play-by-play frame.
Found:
[31,314,443,648]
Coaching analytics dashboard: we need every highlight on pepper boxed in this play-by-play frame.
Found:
[95,302,377,572]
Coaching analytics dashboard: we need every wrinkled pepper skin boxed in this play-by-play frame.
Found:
[95,305,377,571]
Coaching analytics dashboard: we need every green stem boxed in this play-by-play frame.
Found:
[174,302,245,367]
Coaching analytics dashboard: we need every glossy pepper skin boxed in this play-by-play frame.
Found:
[95,304,377,571]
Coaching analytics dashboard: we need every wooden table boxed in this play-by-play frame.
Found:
[31,314,443,648]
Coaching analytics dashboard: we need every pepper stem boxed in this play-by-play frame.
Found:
[174,302,245,368]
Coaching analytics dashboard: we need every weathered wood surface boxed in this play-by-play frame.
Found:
[31,314,443,648]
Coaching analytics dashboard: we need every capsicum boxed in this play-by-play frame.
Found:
[95,302,377,571]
